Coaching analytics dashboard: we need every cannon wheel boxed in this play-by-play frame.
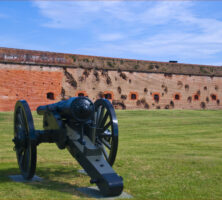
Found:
[13,100,36,180]
[94,99,118,166]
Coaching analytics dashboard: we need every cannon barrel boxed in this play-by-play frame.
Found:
[37,97,94,122]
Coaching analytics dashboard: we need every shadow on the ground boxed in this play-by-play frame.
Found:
[0,167,91,198]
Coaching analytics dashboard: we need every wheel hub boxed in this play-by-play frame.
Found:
[13,131,27,152]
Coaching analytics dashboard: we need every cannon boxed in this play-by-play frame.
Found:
[12,97,123,197]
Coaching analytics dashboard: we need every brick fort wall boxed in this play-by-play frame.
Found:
[0,47,222,111]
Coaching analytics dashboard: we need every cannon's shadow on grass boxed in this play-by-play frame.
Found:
[0,167,92,198]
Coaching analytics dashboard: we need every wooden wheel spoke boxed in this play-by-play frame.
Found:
[100,112,109,128]
[101,138,111,150]
[103,121,111,132]
[17,114,23,128]
[17,112,26,134]
[96,106,102,125]
[23,151,27,170]
[19,151,25,168]
[18,112,24,126]
[15,124,21,135]
[24,148,30,171]
[98,106,105,128]
[101,145,109,160]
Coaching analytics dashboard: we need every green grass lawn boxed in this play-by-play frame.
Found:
[1,110,222,199]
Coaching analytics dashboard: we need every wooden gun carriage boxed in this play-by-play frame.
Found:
[13,97,123,197]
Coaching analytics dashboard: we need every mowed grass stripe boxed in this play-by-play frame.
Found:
[1,110,222,199]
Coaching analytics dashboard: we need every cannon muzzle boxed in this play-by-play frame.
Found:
[37,97,94,122]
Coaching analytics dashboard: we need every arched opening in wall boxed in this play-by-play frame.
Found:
[104,91,114,100]
[47,92,55,100]
[210,94,217,101]
[174,93,181,100]
[193,94,200,101]
[75,91,88,97]
[131,94,136,99]
[78,93,85,97]
[105,93,112,99]
[129,92,138,100]
[153,93,160,103]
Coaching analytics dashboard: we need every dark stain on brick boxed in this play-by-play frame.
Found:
[170,100,174,108]
[164,73,172,78]
[141,98,146,104]
[79,76,84,82]
[112,100,126,110]
[117,86,122,94]
[165,105,169,109]
[64,69,77,88]
[144,103,149,109]
[121,95,127,100]
[119,72,127,80]
[136,100,141,106]
[200,102,206,109]
[61,87,65,99]
[185,84,189,91]
[177,81,183,88]
[83,69,90,78]
[187,96,192,103]
[93,70,100,81]
[106,76,112,85]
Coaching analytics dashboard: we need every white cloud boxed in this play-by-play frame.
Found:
[138,1,192,25]
[33,1,127,29]
[98,33,124,41]
[33,1,192,28]
[33,1,222,65]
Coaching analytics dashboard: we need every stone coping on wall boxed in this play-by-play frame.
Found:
[0,47,222,77]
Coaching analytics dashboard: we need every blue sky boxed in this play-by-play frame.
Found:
[0,1,222,65]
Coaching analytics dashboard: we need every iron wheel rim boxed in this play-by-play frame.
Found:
[94,99,118,166]
[14,100,36,180]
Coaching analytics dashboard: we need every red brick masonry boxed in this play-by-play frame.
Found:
[0,69,62,111]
